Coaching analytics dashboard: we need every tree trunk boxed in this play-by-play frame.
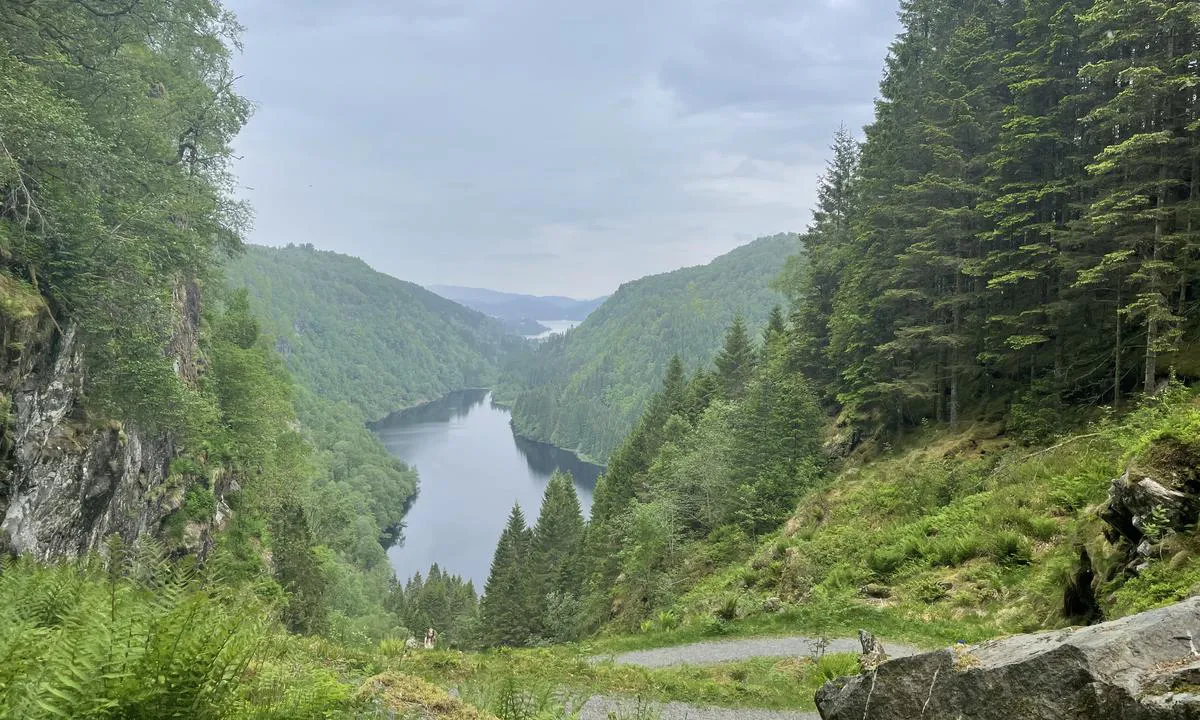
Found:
[950,272,960,429]
[1114,281,1122,405]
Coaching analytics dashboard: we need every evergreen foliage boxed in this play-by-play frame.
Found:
[529,472,586,641]
[224,244,521,421]
[782,0,1200,433]
[576,319,826,629]
[474,475,588,647]
[713,316,756,400]
[390,564,479,648]
[480,505,535,646]
[503,233,797,462]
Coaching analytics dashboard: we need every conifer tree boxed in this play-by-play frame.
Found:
[529,472,586,640]
[714,316,756,399]
[763,305,787,348]
[783,127,860,401]
[480,504,534,646]
[981,0,1094,395]
[1077,0,1200,393]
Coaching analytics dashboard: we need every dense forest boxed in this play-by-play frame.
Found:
[226,244,521,421]
[780,0,1199,429]
[501,233,796,462]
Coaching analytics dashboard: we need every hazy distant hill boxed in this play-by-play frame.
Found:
[429,285,607,327]
[225,245,519,420]
[503,233,798,462]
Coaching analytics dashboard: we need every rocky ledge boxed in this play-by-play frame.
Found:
[817,597,1200,720]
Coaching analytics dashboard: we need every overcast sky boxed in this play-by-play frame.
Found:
[224,0,900,298]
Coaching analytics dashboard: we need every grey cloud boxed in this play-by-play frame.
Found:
[225,0,900,296]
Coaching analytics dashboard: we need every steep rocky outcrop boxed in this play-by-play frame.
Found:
[0,282,213,560]
[816,597,1200,720]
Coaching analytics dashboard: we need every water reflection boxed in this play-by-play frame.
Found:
[513,433,601,488]
[373,390,602,586]
[370,389,488,428]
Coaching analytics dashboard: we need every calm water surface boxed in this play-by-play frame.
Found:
[374,390,600,586]
[526,319,580,339]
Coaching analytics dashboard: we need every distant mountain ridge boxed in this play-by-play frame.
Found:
[225,245,520,420]
[502,233,799,462]
[429,285,607,326]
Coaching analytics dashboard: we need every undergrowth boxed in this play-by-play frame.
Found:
[592,387,1200,651]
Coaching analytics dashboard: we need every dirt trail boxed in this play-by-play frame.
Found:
[595,635,920,669]
[579,634,923,720]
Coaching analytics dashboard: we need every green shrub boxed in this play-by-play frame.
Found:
[990,532,1033,566]
[184,484,218,522]
[714,594,741,621]
[1007,381,1069,445]
[0,541,351,720]
[912,577,950,604]
[868,546,908,577]
[1108,557,1200,617]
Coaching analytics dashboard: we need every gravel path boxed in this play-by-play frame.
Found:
[579,634,923,720]
[594,635,921,669]
[578,695,820,720]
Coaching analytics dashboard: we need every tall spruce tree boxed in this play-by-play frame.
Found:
[981,0,1094,398]
[529,472,586,640]
[782,127,861,402]
[480,504,534,646]
[714,316,756,399]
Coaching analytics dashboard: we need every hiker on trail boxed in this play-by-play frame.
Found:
[424,627,436,649]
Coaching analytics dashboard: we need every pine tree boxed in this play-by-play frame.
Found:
[783,127,860,401]
[762,305,787,348]
[1077,0,1200,393]
[661,355,688,419]
[714,316,756,399]
[730,339,825,533]
[480,504,534,646]
[980,0,1095,398]
[529,472,586,640]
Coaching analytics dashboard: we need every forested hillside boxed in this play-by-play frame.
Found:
[779,0,1200,428]
[503,233,796,462]
[475,0,1200,643]
[226,244,520,421]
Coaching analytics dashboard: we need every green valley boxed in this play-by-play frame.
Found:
[2,0,1200,717]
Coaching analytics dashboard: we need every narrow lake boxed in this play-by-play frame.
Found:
[373,389,600,587]
[526,319,580,340]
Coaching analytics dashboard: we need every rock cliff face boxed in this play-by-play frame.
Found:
[0,282,206,560]
[816,597,1200,720]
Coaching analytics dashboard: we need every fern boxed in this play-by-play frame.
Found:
[0,540,351,719]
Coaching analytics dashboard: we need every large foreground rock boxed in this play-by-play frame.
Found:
[816,597,1200,720]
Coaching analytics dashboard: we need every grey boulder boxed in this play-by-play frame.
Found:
[816,596,1200,719]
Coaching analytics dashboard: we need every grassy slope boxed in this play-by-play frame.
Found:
[225,244,518,421]
[507,233,797,462]
[604,388,1200,657]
